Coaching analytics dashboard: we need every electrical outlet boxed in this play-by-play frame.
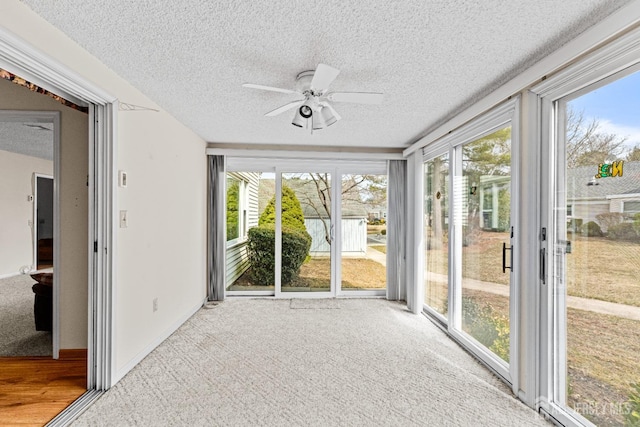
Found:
[153,297,158,312]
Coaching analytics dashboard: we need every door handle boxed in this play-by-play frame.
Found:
[502,242,513,273]
[540,248,546,284]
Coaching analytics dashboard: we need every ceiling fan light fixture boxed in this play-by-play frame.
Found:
[312,108,327,130]
[299,104,313,118]
[320,106,337,127]
[291,108,308,128]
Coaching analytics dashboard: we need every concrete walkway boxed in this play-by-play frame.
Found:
[427,272,640,321]
[365,245,640,321]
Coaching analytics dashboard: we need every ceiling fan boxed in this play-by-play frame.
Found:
[242,63,383,132]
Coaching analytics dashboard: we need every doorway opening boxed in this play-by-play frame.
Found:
[34,174,53,270]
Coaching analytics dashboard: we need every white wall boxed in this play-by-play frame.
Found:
[0,149,53,277]
[0,2,207,377]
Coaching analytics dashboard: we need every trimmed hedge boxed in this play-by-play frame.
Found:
[247,225,311,286]
[607,222,640,241]
[582,221,603,237]
[259,186,306,232]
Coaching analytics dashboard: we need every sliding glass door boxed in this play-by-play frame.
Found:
[281,172,333,294]
[549,69,640,427]
[422,100,518,381]
[340,173,387,293]
[225,160,387,297]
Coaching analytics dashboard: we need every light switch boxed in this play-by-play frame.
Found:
[119,210,128,228]
[119,170,128,188]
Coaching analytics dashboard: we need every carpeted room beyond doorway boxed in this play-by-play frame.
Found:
[0,274,51,357]
[72,299,550,426]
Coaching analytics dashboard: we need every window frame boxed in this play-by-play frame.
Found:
[420,96,521,391]
[531,25,640,427]
[225,173,249,248]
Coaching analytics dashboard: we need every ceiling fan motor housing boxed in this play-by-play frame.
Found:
[295,70,316,93]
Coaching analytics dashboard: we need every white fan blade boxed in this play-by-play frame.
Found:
[265,100,304,117]
[310,64,340,92]
[242,83,299,95]
[327,92,384,104]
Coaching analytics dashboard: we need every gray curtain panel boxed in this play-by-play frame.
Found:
[208,155,226,301]
[386,159,407,301]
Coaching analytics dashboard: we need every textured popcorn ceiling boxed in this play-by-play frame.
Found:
[0,122,53,160]
[21,0,631,149]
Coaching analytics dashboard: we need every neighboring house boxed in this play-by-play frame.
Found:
[566,161,640,231]
[225,172,260,285]
[367,206,387,222]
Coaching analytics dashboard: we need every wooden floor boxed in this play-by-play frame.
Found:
[0,355,86,426]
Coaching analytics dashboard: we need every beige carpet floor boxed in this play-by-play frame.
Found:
[73,299,550,426]
[0,274,52,357]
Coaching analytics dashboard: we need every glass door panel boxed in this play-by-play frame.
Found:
[424,154,450,317]
[459,127,512,364]
[340,174,387,292]
[225,171,275,293]
[281,172,332,293]
[554,72,640,426]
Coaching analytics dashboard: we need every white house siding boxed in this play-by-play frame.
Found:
[573,202,610,229]
[226,241,250,285]
[305,217,367,255]
[609,199,624,213]
[226,171,260,285]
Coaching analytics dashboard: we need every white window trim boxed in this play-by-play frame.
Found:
[530,23,640,427]
[225,174,249,248]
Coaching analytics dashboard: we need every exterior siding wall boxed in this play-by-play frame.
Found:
[573,202,611,229]
[226,171,260,285]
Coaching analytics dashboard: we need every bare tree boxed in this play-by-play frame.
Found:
[566,106,627,168]
[627,145,640,162]
[286,173,386,245]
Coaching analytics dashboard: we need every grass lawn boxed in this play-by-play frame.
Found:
[292,257,386,289]
[566,235,640,307]
[232,257,386,290]
[426,231,640,307]
[370,245,387,254]
[447,289,640,427]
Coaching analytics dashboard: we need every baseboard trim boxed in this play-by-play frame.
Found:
[113,298,205,384]
[0,272,21,280]
[59,349,87,360]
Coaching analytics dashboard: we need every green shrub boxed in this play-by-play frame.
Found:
[582,221,603,237]
[281,227,312,284]
[568,218,583,233]
[634,213,640,236]
[246,226,275,285]
[246,225,311,286]
[381,229,387,236]
[249,185,311,285]
[259,185,306,232]
[226,180,239,241]
[596,212,626,231]
[625,382,640,427]
[608,222,640,241]
[461,297,509,362]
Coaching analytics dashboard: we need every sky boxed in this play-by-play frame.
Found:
[569,70,640,152]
